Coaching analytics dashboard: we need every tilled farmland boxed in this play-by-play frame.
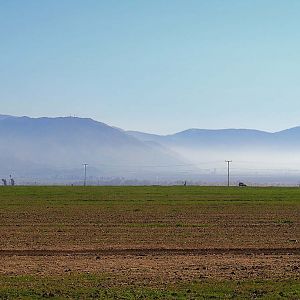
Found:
[0,186,299,299]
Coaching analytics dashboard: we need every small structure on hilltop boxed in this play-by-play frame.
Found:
[238,182,247,187]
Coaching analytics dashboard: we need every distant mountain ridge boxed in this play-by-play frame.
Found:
[127,126,300,174]
[0,115,185,179]
[2,114,300,182]
[127,127,300,148]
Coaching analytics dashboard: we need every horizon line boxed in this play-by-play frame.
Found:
[1,113,299,136]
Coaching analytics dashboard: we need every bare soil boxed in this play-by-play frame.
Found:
[1,252,299,285]
[0,187,299,285]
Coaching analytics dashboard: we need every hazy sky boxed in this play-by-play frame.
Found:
[1,1,300,134]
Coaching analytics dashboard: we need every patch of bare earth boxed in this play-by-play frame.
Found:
[0,252,299,286]
[0,205,299,250]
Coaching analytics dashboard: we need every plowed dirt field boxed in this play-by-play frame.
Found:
[0,186,299,298]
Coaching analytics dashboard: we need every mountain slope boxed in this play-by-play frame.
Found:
[127,127,300,171]
[3,115,300,182]
[127,127,300,149]
[0,116,186,178]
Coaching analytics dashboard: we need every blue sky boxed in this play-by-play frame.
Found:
[1,0,300,134]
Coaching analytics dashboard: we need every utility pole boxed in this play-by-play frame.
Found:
[83,164,88,186]
[225,160,232,187]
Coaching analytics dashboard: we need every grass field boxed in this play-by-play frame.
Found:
[0,186,299,299]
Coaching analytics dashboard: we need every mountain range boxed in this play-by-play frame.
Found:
[1,115,300,184]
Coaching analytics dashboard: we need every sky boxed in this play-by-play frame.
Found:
[1,0,300,134]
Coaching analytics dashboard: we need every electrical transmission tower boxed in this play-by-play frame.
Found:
[225,160,232,187]
[83,164,88,186]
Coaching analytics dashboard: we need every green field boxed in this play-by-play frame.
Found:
[0,186,299,299]
[0,275,299,300]
[1,185,300,206]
